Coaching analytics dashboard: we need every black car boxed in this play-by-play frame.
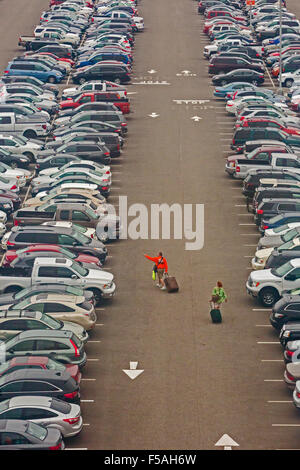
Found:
[54,120,123,137]
[35,154,80,172]
[270,296,300,329]
[228,46,262,59]
[280,322,300,347]
[232,128,300,151]
[58,102,120,118]
[37,142,111,166]
[253,188,300,213]
[72,63,131,85]
[6,226,107,263]
[44,132,120,158]
[0,369,80,404]
[265,250,300,270]
[0,148,30,170]
[212,68,265,86]
[34,44,75,59]
[0,420,64,450]
[255,199,300,226]
[243,169,300,197]
[209,56,264,75]
[0,190,21,210]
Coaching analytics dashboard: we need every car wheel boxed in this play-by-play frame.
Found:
[4,286,22,294]
[79,77,86,84]
[98,232,109,243]
[23,129,37,139]
[252,80,258,86]
[220,80,227,86]
[10,162,17,169]
[285,79,294,88]
[259,287,279,307]
[48,76,57,84]
[114,78,121,84]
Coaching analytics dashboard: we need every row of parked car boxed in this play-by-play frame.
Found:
[0,0,143,450]
[199,0,300,413]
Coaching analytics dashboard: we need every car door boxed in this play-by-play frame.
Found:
[0,431,31,449]
[54,266,82,287]
[0,319,27,340]
[0,116,13,133]
[0,380,24,400]
[22,380,59,398]
[21,407,58,427]
[6,339,36,360]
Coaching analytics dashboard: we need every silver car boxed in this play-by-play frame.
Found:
[0,396,83,437]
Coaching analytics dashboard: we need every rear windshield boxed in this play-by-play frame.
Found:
[71,334,82,349]
[273,224,289,233]
[50,397,71,414]
[26,422,47,441]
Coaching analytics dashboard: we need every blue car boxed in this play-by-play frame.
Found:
[213,82,256,99]
[261,213,300,233]
[77,52,131,68]
[4,61,63,83]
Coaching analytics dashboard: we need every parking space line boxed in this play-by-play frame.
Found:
[264,379,284,382]
[261,360,282,362]
[88,341,101,343]
[257,342,280,344]
[272,424,300,427]
[81,400,95,403]
[269,402,293,404]
[65,448,88,450]
[256,325,272,327]
[81,378,96,381]
[253,309,271,311]
[87,359,99,362]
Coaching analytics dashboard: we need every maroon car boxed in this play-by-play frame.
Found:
[0,189,21,209]
[0,356,82,383]
[3,244,102,267]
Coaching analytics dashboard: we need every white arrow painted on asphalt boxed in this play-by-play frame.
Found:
[191,116,202,122]
[182,70,191,75]
[148,69,157,74]
[148,112,160,118]
[215,434,239,450]
[123,361,144,380]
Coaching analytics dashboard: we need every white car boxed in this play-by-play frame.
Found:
[0,163,31,187]
[39,160,111,178]
[0,134,42,160]
[0,222,6,238]
[61,80,127,99]
[0,210,7,225]
[41,220,96,239]
[235,109,300,128]
[247,258,300,306]
[227,96,288,115]
[252,237,300,270]
[280,70,300,88]
[264,223,300,238]
[32,168,111,187]
[35,182,100,198]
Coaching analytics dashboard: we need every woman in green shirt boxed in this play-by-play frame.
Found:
[211,281,227,309]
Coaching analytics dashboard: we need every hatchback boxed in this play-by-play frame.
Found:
[0,420,64,449]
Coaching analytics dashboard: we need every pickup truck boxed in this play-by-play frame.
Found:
[0,257,115,303]
[203,39,262,59]
[59,92,130,114]
[18,31,80,48]
[0,113,50,139]
[232,154,300,179]
[34,27,80,45]
[246,258,300,307]
[12,202,121,243]
[17,37,73,52]
[225,146,294,176]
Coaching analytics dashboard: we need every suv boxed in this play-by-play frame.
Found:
[209,56,264,75]
[255,199,300,226]
[3,225,107,263]
[265,250,300,270]
[231,128,300,151]
[243,170,300,197]
[270,296,300,329]
[1,329,86,368]
[72,63,131,84]
[252,188,300,213]
[5,62,63,84]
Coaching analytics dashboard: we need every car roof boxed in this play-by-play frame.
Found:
[0,310,41,320]
[0,420,27,432]
[29,293,80,303]
[9,396,52,407]
[0,368,70,384]
[10,328,73,340]
[11,225,74,235]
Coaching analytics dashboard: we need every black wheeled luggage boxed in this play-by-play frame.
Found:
[210,308,222,324]
[164,275,179,293]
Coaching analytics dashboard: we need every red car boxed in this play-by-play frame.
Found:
[60,91,130,114]
[0,356,82,383]
[3,244,101,267]
[240,118,300,136]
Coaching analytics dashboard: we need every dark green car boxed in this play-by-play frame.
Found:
[232,127,300,151]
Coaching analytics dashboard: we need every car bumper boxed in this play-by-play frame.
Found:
[101,282,116,298]
[63,416,83,437]
[251,258,265,270]
[283,370,296,389]
[225,164,235,176]
[246,282,259,298]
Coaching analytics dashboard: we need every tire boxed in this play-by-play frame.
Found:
[221,80,227,86]
[47,76,57,84]
[285,79,294,88]
[252,80,258,86]
[98,232,109,243]
[10,162,17,169]
[259,287,279,307]
[87,288,102,305]
[114,78,121,84]
[23,129,37,139]
[79,77,86,84]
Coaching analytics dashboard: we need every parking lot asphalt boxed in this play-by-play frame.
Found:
[3,0,300,451]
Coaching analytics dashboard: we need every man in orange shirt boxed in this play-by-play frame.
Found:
[144,252,168,290]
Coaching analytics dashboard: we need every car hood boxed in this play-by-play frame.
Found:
[0,292,15,305]
[62,320,86,337]
[257,235,283,249]
[86,268,113,282]
[250,267,281,282]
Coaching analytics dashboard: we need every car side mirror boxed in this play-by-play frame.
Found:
[71,274,77,279]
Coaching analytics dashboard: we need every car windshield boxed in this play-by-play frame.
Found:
[26,422,47,441]
[14,135,26,144]
[65,285,83,296]
[273,224,289,233]
[41,313,62,329]
[72,229,90,244]
[280,240,297,250]
[71,223,87,234]
[0,400,9,413]
[58,246,76,259]
[282,229,299,242]
[273,261,293,277]
[71,261,88,277]
[85,205,98,220]
[269,214,284,224]
[14,299,31,310]
[47,358,66,372]
[14,286,32,300]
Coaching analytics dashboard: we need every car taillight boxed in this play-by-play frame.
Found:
[10,185,17,190]
[6,241,15,246]
[42,124,47,130]
[70,339,79,357]
[240,116,245,121]
[49,442,62,450]
[227,103,233,107]
[104,152,110,156]
[4,70,8,74]
[209,63,213,67]
[257,209,263,215]
[286,351,294,358]
[64,390,78,399]
[63,416,80,424]
[263,225,269,230]
[102,186,108,191]
[297,392,300,398]
[121,122,127,126]
[14,220,20,226]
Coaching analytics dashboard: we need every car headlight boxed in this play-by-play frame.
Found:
[283,331,290,338]
[3,204,10,208]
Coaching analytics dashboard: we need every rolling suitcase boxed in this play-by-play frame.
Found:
[210,306,222,324]
[164,275,179,293]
